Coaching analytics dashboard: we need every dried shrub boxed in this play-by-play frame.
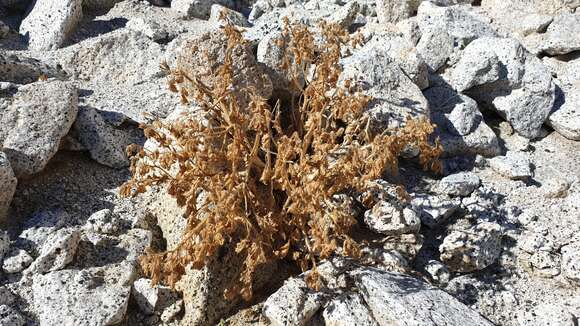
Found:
[120,19,442,300]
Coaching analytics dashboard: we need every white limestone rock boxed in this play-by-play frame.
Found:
[19,0,83,50]
[489,151,532,180]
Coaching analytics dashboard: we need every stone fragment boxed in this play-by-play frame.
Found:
[547,86,580,141]
[73,107,129,169]
[126,18,168,41]
[323,293,378,326]
[84,209,121,235]
[19,0,83,50]
[424,260,450,285]
[540,13,580,55]
[0,80,78,177]
[364,200,421,235]
[561,242,580,282]
[209,4,250,26]
[452,47,501,92]
[489,151,532,180]
[263,277,325,326]
[439,221,503,272]
[351,267,494,325]
[410,194,461,228]
[32,268,131,326]
[0,152,17,222]
[2,248,33,273]
[26,228,80,274]
[132,278,159,315]
[172,0,233,19]
[0,305,25,326]
[438,172,480,197]
[0,52,66,84]
[375,0,414,24]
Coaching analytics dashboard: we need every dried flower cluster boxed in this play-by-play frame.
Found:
[120,19,441,300]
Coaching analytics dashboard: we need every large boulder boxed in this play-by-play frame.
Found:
[19,0,83,51]
[451,37,556,138]
[0,80,78,177]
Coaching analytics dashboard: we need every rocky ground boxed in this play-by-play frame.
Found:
[0,0,579,325]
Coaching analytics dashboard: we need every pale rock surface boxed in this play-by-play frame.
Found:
[0,80,78,177]
[172,0,233,19]
[439,221,503,272]
[438,171,480,197]
[489,151,532,180]
[19,0,83,50]
[561,242,580,282]
[540,13,580,55]
[410,193,461,228]
[0,52,66,84]
[263,277,326,326]
[0,152,16,222]
[323,293,379,326]
[25,228,80,274]
[0,305,25,326]
[364,200,421,235]
[2,248,33,274]
[209,4,250,26]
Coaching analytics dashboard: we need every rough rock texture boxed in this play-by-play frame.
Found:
[410,194,461,228]
[323,293,378,326]
[539,13,580,55]
[339,40,429,131]
[172,0,233,19]
[0,152,16,222]
[2,248,33,274]
[25,228,80,274]
[0,80,78,177]
[440,221,503,272]
[263,277,325,325]
[19,0,83,50]
[364,200,421,235]
[209,4,249,26]
[0,52,67,85]
[0,230,8,260]
[489,151,532,180]
[0,305,25,326]
[438,172,480,197]
[453,37,556,138]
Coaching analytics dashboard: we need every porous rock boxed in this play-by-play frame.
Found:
[263,277,326,326]
[0,152,16,222]
[2,248,33,274]
[19,0,83,51]
[540,13,580,55]
[0,305,25,326]
[439,221,503,272]
[26,228,80,274]
[364,200,421,235]
[489,151,532,180]
[438,171,480,197]
[0,80,78,177]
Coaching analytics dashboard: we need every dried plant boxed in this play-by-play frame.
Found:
[120,19,442,300]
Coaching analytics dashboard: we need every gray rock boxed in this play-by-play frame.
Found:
[0,230,9,261]
[375,0,414,24]
[172,0,233,19]
[19,0,83,50]
[527,251,561,278]
[132,278,159,315]
[0,52,67,84]
[518,14,553,36]
[424,260,450,285]
[364,200,421,235]
[330,0,360,28]
[396,17,421,45]
[416,2,497,71]
[32,267,131,326]
[547,85,580,141]
[351,267,494,325]
[126,18,168,41]
[0,152,17,222]
[540,13,580,55]
[2,248,33,273]
[339,41,429,131]
[26,228,80,274]
[561,242,580,282]
[425,87,501,157]
[517,303,577,326]
[263,277,325,326]
[0,305,25,326]
[84,209,121,235]
[439,221,503,272]
[73,106,130,169]
[209,4,250,26]
[452,47,501,92]
[323,293,378,326]
[0,80,78,177]
[410,194,461,228]
[438,172,480,197]
[18,208,70,250]
[455,38,556,138]
[0,286,15,305]
[489,151,532,180]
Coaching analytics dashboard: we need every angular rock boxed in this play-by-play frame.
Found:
[424,260,450,285]
[452,47,501,92]
[0,52,67,85]
[339,40,429,131]
[18,208,70,250]
[323,293,378,326]
[330,0,360,28]
[518,14,553,36]
[489,151,532,180]
[410,194,461,228]
[209,4,250,27]
[132,278,159,315]
[0,80,78,176]
[263,277,325,326]
[0,230,9,261]
[364,200,421,235]
[73,106,130,169]
[351,267,494,325]
[375,0,414,24]
[540,13,580,55]
[439,221,503,272]
[172,0,233,19]
[0,305,25,326]
[126,18,168,41]
[84,209,121,235]
[416,2,497,71]
[19,0,83,50]
[547,86,580,141]
[26,228,80,274]
[455,37,555,138]
[0,152,16,222]
[32,268,131,326]
[2,248,33,273]
[438,172,480,197]
[527,251,561,278]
